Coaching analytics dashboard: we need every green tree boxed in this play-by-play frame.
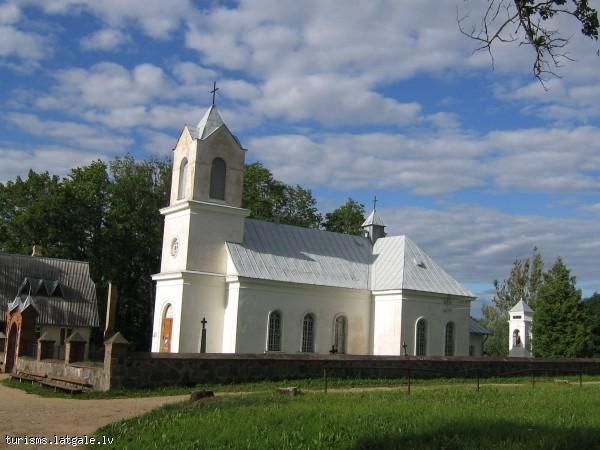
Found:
[583,292,600,356]
[277,185,322,228]
[482,247,544,356]
[0,170,68,256]
[242,162,321,228]
[323,198,366,235]
[0,156,170,350]
[242,162,286,222]
[533,257,589,357]
[103,156,171,349]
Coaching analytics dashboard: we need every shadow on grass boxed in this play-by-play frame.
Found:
[353,420,600,450]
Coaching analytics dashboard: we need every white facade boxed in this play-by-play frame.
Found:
[508,299,534,357]
[151,105,476,357]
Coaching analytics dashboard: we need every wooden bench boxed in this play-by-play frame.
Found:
[11,370,47,384]
[41,375,93,393]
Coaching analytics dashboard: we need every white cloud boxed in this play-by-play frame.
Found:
[32,0,193,39]
[247,125,600,195]
[38,62,167,110]
[5,112,132,150]
[248,132,483,195]
[80,28,130,51]
[0,146,111,182]
[0,25,45,61]
[0,3,20,24]
[381,204,600,289]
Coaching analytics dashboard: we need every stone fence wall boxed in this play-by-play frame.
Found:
[106,350,600,390]
[16,357,107,390]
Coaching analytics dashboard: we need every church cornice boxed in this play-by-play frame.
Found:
[152,270,226,281]
[160,200,250,217]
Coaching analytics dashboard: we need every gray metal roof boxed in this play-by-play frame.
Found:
[227,220,371,289]
[226,220,474,298]
[509,299,534,314]
[0,253,100,327]
[371,236,475,297]
[195,105,225,140]
[469,317,491,335]
[362,210,385,227]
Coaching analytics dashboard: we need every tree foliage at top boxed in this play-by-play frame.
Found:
[459,0,599,82]
[0,156,171,350]
[242,162,321,228]
[323,198,366,236]
[533,257,589,357]
[482,247,544,356]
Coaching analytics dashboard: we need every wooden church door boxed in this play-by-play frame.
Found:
[160,304,174,353]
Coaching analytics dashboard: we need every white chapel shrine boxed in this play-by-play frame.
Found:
[151,104,478,357]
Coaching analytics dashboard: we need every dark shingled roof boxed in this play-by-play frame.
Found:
[0,253,99,328]
[469,317,491,335]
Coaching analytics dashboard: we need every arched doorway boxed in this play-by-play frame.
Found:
[4,323,18,373]
[160,304,174,353]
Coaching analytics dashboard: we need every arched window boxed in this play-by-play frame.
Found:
[513,329,522,347]
[177,158,189,200]
[301,314,315,352]
[416,319,427,356]
[267,311,282,351]
[209,157,226,200]
[334,315,347,354]
[444,322,455,356]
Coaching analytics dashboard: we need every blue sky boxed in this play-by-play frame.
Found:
[1,0,599,315]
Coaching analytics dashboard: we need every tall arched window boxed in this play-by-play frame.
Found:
[209,157,226,200]
[444,322,455,356]
[301,314,315,352]
[177,158,189,200]
[416,319,427,356]
[334,315,347,354]
[267,310,282,351]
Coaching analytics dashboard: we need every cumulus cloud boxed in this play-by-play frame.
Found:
[247,132,484,195]
[0,3,46,63]
[80,28,130,51]
[0,146,111,182]
[31,0,193,39]
[381,204,600,290]
[247,125,600,195]
[5,112,132,150]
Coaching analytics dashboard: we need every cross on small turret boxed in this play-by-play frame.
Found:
[201,317,207,329]
[210,81,219,106]
[373,195,378,212]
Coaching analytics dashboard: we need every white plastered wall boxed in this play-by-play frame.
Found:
[151,276,184,352]
[372,291,403,355]
[400,291,472,357]
[234,279,371,354]
[509,314,532,355]
[151,272,226,353]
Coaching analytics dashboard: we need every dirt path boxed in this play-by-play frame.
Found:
[0,374,187,449]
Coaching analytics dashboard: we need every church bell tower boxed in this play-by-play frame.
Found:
[159,103,249,275]
[152,96,249,353]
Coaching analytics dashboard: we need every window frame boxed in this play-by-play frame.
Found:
[266,310,282,352]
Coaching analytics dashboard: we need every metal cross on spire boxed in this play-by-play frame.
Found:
[210,81,219,106]
[373,195,378,212]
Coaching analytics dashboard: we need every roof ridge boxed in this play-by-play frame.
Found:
[0,252,90,265]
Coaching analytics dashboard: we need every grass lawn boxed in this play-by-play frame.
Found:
[96,384,600,449]
[4,374,599,399]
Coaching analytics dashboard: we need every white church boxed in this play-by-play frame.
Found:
[151,103,481,357]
